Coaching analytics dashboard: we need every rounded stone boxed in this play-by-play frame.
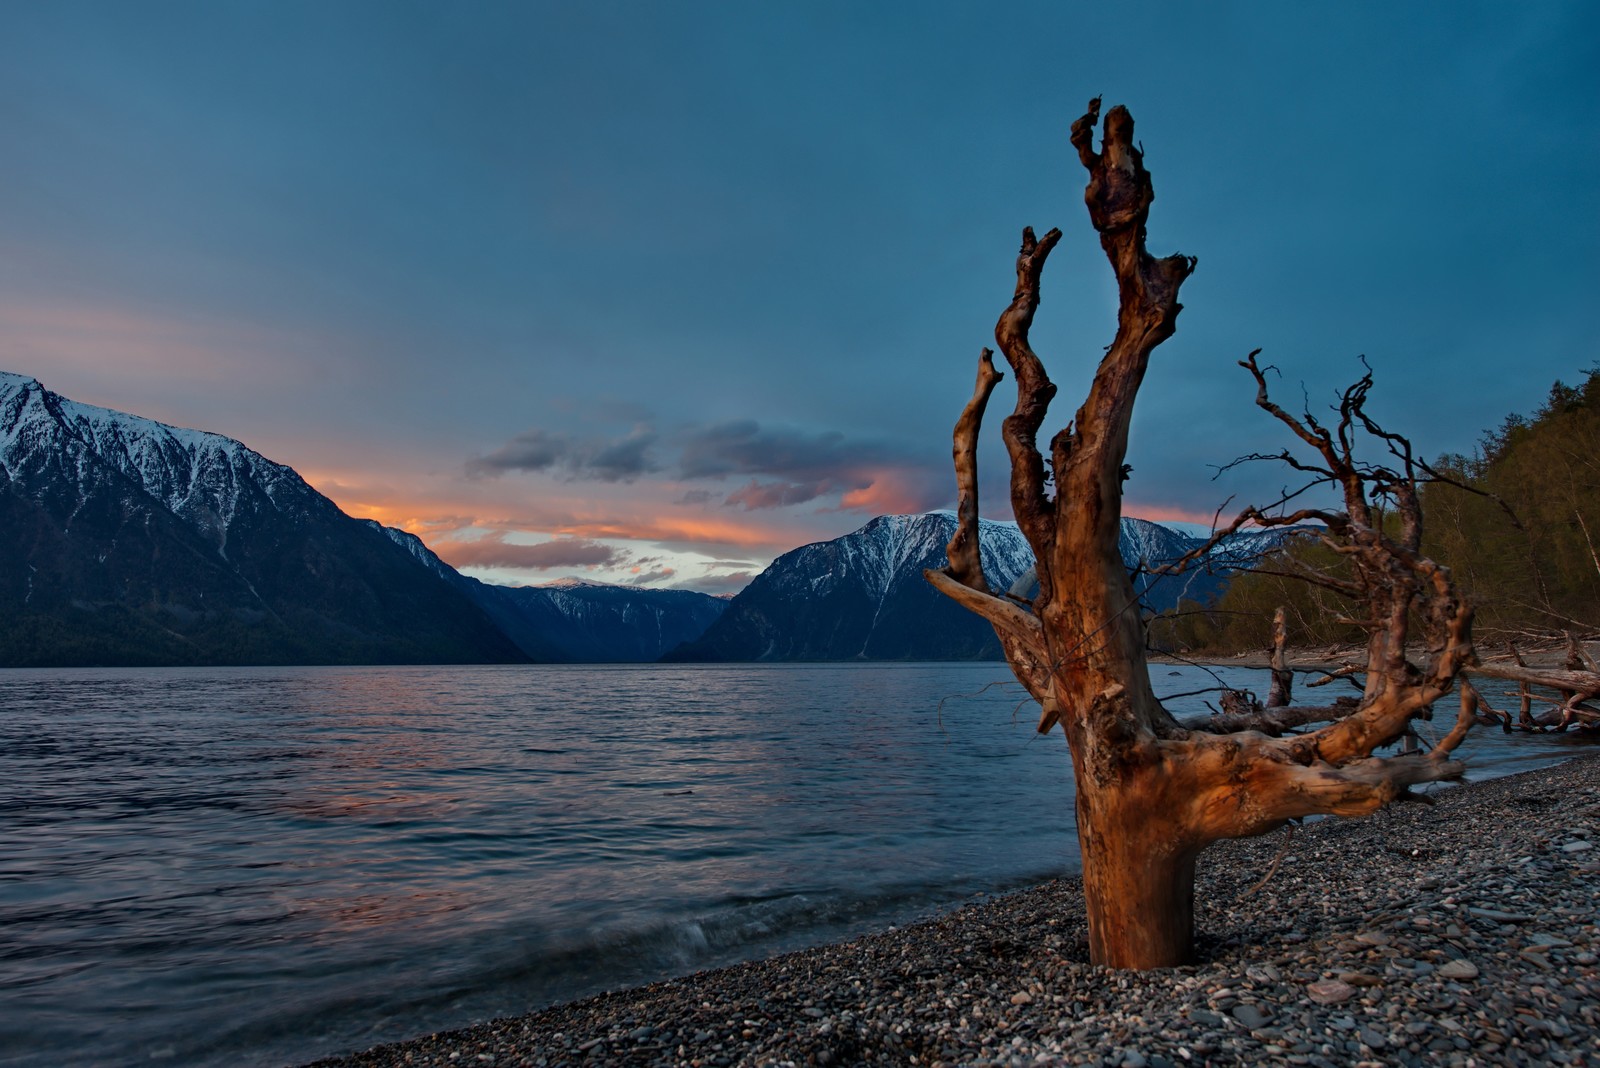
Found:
[1307,979,1357,1005]
[1437,959,1479,981]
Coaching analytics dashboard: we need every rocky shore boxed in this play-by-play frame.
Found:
[310,755,1599,1068]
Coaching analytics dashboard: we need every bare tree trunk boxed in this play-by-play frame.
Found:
[1074,780,1198,965]
[929,100,1487,968]
[1037,102,1197,966]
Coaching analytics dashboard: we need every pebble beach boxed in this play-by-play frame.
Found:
[310,753,1600,1068]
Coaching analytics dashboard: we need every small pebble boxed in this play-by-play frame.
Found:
[1437,959,1479,980]
[1336,971,1383,987]
[1232,1003,1270,1029]
[1306,979,1356,1004]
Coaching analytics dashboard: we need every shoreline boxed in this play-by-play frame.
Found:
[310,755,1599,1067]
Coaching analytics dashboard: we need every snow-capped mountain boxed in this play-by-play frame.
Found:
[1,371,304,554]
[665,511,1288,662]
[373,525,726,662]
[664,512,1034,661]
[0,371,524,666]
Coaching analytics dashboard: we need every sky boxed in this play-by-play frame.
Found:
[3,2,1596,594]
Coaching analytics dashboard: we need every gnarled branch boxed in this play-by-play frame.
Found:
[944,348,1004,592]
[996,225,1063,597]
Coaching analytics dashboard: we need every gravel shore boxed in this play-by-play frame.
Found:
[310,754,1600,1068]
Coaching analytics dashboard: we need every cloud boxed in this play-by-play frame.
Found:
[434,533,623,570]
[587,428,657,481]
[534,514,802,555]
[462,416,951,519]
[678,420,866,481]
[468,428,565,474]
[468,424,657,482]
[675,420,950,514]
[626,566,677,585]
[0,295,310,389]
[722,478,836,510]
[831,467,950,516]
[1123,501,1245,528]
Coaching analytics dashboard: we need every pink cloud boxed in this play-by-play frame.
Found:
[835,468,948,515]
[0,294,322,398]
[627,566,677,585]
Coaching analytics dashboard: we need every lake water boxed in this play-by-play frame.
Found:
[0,662,1588,1067]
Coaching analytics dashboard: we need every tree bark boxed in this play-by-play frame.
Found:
[1076,786,1199,965]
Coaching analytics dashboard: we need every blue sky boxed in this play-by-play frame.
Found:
[3,1,1596,591]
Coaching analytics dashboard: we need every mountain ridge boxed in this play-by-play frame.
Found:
[2,370,1273,667]
[664,511,1288,662]
[0,371,522,666]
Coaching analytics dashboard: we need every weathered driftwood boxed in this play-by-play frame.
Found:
[1266,606,1293,709]
[1179,697,1357,737]
[926,100,1500,969]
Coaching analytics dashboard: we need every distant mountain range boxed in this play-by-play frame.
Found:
[663,511,1285,662]
[374,524,727,663]
[1,371,1279,667]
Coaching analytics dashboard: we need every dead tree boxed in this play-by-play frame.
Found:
[925,99,1494,968]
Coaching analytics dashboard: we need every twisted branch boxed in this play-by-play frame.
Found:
[996,225,1063,599]
[945,348,1004,592]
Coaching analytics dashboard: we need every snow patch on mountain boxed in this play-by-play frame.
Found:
[781,512,1034,605]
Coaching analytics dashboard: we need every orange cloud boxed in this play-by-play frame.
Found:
[548,514,792,550]
[836,468,947,515]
